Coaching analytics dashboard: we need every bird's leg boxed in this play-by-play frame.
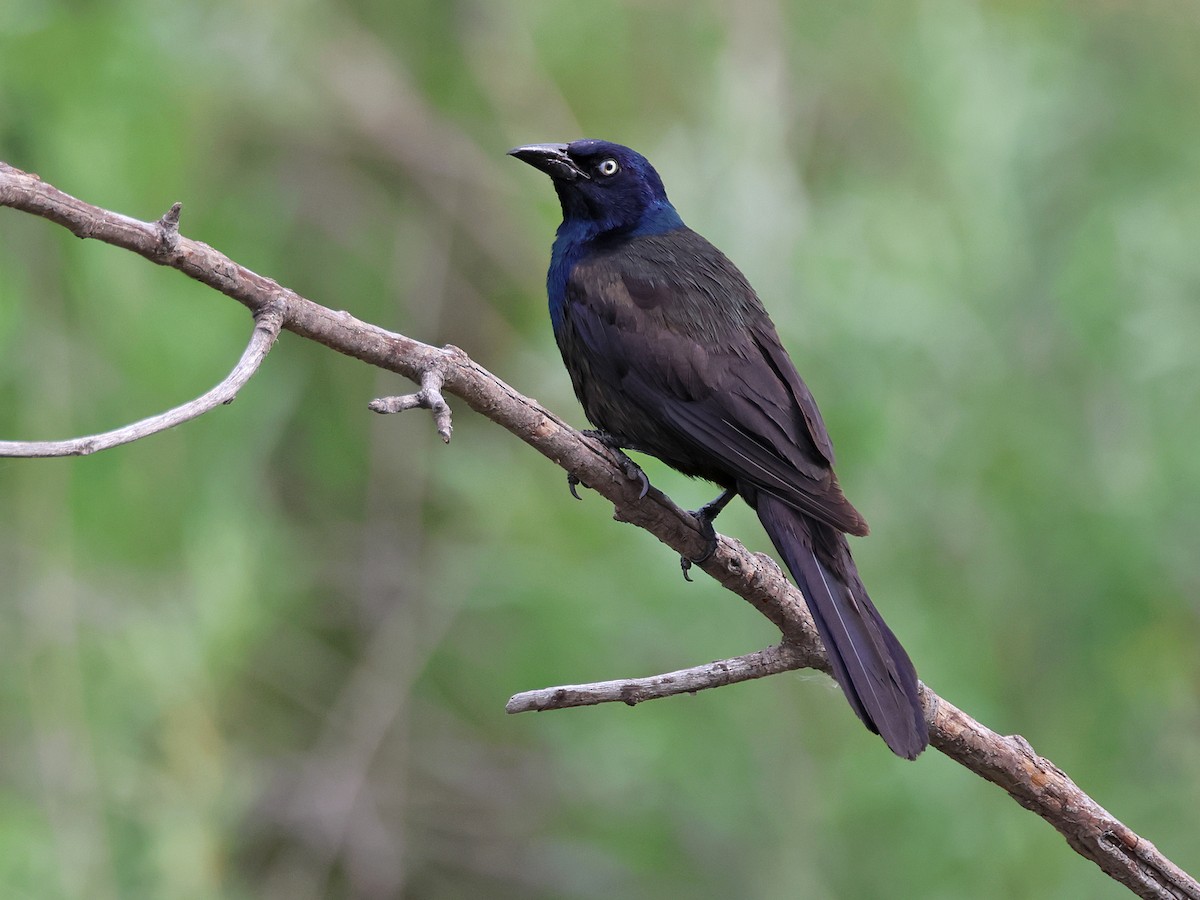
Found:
[680,487,737,582]
[575,429,650,499]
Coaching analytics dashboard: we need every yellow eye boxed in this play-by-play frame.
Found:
[597,158,620,177]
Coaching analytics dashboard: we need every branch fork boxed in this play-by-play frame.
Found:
[368,351,456,443]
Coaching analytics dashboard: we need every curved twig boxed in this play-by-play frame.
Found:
[1,160,1196,900]
[0,302,284,457]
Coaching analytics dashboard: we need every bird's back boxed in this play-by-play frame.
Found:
[556,226,868,537]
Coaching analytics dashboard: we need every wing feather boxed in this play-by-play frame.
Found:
[561,228,868,536]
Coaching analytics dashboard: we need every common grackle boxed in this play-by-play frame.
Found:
[510,139,927,759]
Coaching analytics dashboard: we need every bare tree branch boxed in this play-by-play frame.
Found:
[0,301,284,458]
[505,643,818,712]
[1,160,1196,900]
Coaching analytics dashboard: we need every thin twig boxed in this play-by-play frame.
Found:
[0,302,284,457]
[505,643,817,713]
[1,160,1196,900]
[369,364,453,442]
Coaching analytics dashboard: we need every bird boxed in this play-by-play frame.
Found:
[509,138,928,759]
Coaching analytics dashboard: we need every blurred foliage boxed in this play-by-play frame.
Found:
[2,1,1199,897]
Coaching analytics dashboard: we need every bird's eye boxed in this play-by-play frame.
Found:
[596,158,620,177]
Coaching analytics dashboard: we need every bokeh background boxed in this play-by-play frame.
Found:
[2,2,1199,897]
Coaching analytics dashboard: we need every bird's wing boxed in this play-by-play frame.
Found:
[566,232,868,536]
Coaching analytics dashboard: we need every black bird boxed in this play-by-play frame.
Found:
[509,139,927,759]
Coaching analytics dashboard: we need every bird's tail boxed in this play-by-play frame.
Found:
[755,491,928,759]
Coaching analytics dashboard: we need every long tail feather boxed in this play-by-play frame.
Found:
[755,492,927,759]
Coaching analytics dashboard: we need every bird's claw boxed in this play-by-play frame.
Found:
[567,473,584,500]
[582,429,649,499]
[624,460,650,500]
[679,516,719,582]
[678,487,736,582]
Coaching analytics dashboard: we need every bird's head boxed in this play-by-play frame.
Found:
[508,139,682,238]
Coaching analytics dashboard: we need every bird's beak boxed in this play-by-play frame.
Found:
[507,143,590,182]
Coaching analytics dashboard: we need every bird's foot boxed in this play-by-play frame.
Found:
[679,488,737,582]
[581,429,650,499]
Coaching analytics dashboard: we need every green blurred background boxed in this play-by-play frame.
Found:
[2,1,1198,897]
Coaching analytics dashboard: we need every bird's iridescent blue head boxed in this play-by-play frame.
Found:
[508,139,683,238]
